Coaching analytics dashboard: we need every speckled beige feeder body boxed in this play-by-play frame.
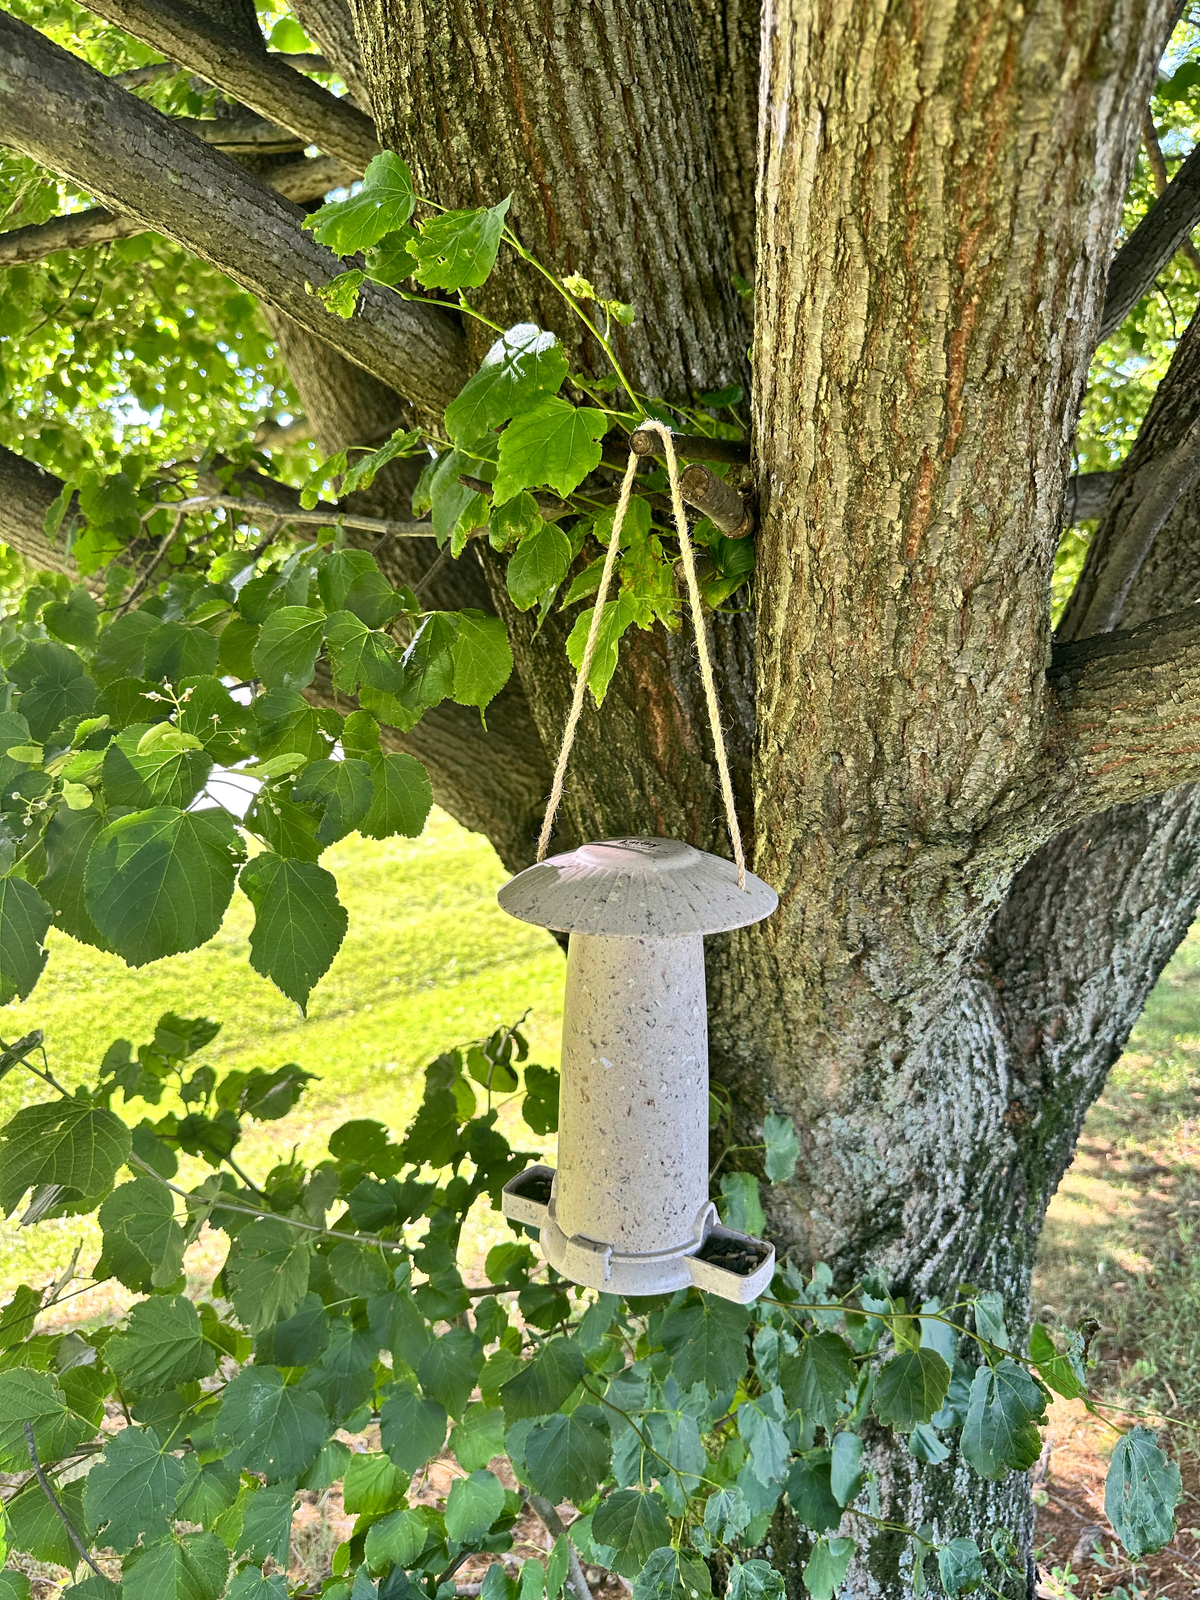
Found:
[498,838,779,1303]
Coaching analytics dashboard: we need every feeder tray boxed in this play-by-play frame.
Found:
[498,838,779,1305]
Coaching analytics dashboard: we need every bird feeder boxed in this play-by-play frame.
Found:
[498,837,778,1304]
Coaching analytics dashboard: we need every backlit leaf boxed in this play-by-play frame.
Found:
[240,852,348,1011]
[409,197,510,290]
[445,325,569,447]
[492,398,607,504]
[306,152,416,254]
[85,805,243,966]
[0,1099,130,1216]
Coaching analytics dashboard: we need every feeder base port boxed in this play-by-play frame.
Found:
[500,1166,775,1304]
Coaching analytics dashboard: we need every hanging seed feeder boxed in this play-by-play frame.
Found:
[498,836,778,1304]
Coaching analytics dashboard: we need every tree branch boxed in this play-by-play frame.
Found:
[1047,605,1200,816]
[0,445,77,575]
[0,12,466,414]
[1063,470,1117,524]
[84,0,379,173]
[1099,138,1200,343]
[24,1423,107,1582]
[1142,111,1200,276]
[0,151,351,266]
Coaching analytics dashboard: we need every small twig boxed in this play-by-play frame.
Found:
[24,1422,107,1581]
[116,511,184,616]
[149,495,436,538]
[526,1493,593,1600]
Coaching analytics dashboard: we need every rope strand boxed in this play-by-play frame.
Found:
[536,423,747,891]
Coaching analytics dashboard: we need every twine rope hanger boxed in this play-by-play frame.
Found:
[535,419,748,891]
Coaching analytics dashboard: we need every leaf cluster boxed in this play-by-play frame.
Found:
[0,1017,1182,1600]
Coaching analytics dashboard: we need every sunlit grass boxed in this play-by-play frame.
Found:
[0,809,565,1289]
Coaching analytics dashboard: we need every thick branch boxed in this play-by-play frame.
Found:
[0,151,350,266]
[1048,606,1200,815]
[0,13,466,414]
[84,0,379,173]
[0,445,77,575]
[1099,138,1200,342]
[1142,111,1200,276]
[1063,470,1117,524]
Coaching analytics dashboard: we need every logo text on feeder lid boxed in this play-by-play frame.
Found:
[497,837,779,1304]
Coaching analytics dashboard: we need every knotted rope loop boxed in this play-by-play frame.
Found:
[536,421,747,891]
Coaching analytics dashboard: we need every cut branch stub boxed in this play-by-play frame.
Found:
[628,428,750,466]
[678,462,751,537]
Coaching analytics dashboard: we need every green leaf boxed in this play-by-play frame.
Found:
[177,1460,241,1528]
[936,1539,983,1596]
[143,622,220,684]
[10,639,96,740]
[960,1359,1047,1480]
[409,197,511,290]
[525,1406,610,1503]
[493,398,607,504]
[324,610,404,695]
[254,1292,330,1367]
[785,1457,842,1534]
[452,609,513,717]
[727,1563,785,1600]
[1105,1426,1181,1557]
[660,1296,750,1393]
[306,153,416,254]
[292,757,374,845]
[444,1468,506,1543]
[631,1547,712,1600]
[236,1479,296,1564]
[107,1293,216,1393]
[0,1579,32,1600]
[763,1113,800,1183]
[226,1216,313,1335]
[85,805,243,966]
[781,1333,857,1436]
[252,606,327,692]
[829,1432,864,1507]
[499,1337,584,1423]
[327,1240,390,1298]
[7,1479,87,1565]
[737,1391,790,1483]
[0,1368,93,1470]
[318,548,409,628]
[445,325,570,447]
[379,1383,448,1472]
[592,1489,671,1579]
[359,752,432,839]
[720,1171,765,1235]
[342,1451,409,1517]
[363,1506,428,1570]
[84,1425,186,1553]
[1029,1323,1087,1400]
[43,586,100,648]
[228,1569,289,1600]
[122,1530,231,1600]
[0,1099,131,1216]
[102,725,213,810]
[872,1349,951,1430]
[802,1537,855,1600]
[521,1063,560,1136]
[418,1325,484,1418]
[240,852,348,1011]
[96,1177,187,1292]
[449,1405,508,1473]
[0,876,51,1003]
[703,1486,752,1545]
[214,1365,330,1481]
[564,592,638,706]
[507,524,572,611]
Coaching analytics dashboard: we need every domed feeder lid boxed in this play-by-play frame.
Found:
[498,837,778,936]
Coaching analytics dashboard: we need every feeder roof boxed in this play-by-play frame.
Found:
[498,837,777,936]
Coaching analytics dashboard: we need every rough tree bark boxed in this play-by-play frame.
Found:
[2,0,1198,1594]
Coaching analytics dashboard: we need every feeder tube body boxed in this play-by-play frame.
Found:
[556,931,710,1257]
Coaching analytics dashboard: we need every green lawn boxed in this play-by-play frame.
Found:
[0,809,566,1288]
